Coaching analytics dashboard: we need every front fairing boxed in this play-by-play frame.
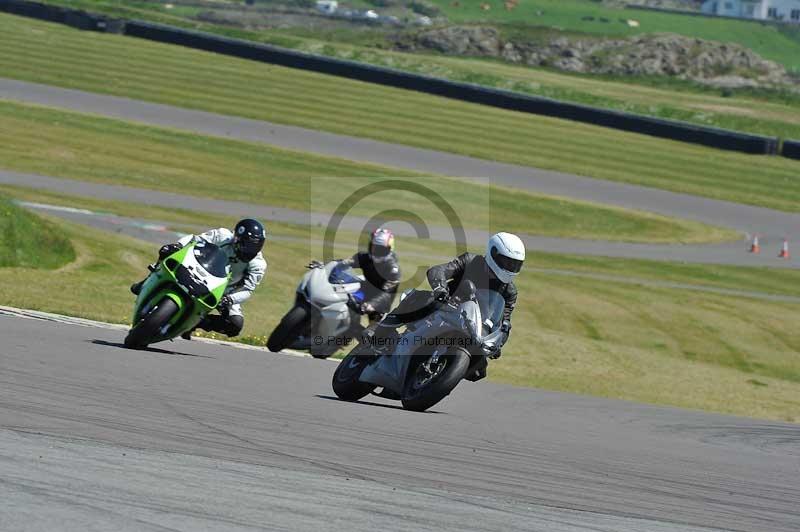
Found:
[131,240,230,340]
[301,262,356,308]
[297,262,365,345]
[358,306,469,394]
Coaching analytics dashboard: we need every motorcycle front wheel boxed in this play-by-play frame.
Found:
[401,347,470,412]
[332,344,377,401]
[124,298,179,350]
[267,305,308,353]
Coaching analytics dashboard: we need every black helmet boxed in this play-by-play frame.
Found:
[232,218,266,261]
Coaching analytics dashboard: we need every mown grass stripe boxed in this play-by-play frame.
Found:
[3,13,800,212]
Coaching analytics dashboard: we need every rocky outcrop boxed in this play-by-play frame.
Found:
[398,26,795,89]
[411,25,502,56]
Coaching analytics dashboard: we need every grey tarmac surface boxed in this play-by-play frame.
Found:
[1,78,799,240]
[0,312,798,532]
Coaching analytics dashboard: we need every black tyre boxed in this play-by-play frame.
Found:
[124,298,179,350]
[401,347,470,412]
[332,345,377,401]
[267,305,308,353]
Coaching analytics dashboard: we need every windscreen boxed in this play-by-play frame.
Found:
[476,289,505,333]
[329,263,362,285]
[329,263,365,302]
[193,242,229,278]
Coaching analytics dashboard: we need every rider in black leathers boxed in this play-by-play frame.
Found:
[364,233,525,363]
[309,227,401,323]
[426,253,517,324]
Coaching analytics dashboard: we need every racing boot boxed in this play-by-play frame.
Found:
[130,264,158,295]
[130,280,144,295]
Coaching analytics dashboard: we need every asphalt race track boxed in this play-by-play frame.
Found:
[1,78,798,268]
[0,311,798,532]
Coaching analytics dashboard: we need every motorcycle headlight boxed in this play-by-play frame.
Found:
[175,265,210,298]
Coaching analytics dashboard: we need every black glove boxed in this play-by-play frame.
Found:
[307,260,324,269]
[488,348,502,360]
[432,285,449,303]
[217,295,233,312]
[158,242,183,261]
[360,301,376,315]
[501,320,512,334]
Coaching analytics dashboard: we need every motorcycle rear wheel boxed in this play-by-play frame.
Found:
[332,345,377,401]
[267,305,308,353]
[401,347,470,412]
[124,298,179,350]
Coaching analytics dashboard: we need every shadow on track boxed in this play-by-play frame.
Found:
[90,339,214,358]
[315,394,442,414]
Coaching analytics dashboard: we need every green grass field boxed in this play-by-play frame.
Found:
[0,99,735,244]
[0,195,74,269]
[29,0,800,141]
[2,14,800,213]
[1,191,798,423]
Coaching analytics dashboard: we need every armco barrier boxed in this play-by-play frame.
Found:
[0,0,123,32]
[0,0,783,156]
[782,140,800,161]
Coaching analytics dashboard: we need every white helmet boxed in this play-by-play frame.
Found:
[369,227,395,264]
[486,232,525,284]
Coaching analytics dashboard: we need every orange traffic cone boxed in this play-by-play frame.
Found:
[750,235,761,254]
[779,239,790,259]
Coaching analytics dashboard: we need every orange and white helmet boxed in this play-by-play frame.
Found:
[369,227,395,263]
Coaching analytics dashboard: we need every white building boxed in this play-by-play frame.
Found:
[701,0,800,21]
[316,0,338,15]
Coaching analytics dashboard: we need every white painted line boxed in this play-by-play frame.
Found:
[0,305,334,361]
[17,201,95,215]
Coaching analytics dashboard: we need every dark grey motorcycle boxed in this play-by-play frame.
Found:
[332,282,507,412]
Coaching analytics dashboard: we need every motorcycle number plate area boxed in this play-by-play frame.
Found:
[332,282,360,293]
[359,346,414,395]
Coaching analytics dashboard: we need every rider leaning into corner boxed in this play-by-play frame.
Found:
[365,232,525,363]
[131,219,267,339]
[309,227,401,323]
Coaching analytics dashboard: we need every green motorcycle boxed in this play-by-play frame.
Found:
[124,238,231,349]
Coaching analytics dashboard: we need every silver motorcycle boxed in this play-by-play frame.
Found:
[332,281,507,412]
[267,261,365,358]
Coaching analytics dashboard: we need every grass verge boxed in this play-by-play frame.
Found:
[0,99,736,244]
[1,189,799,422]
[0,194,74,268]
[27,1,800,141]
[1,14,800,212]
[4,183,799,297]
